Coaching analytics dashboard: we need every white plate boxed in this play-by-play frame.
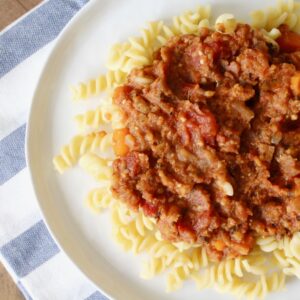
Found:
[26,0,298,299]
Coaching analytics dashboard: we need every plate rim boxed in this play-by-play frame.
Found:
[25,0,113,299]
[25,1,294,299]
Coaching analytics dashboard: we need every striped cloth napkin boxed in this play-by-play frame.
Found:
[0,1,108,299]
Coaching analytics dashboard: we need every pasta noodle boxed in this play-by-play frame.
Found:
[74,107,110,132]
[53,1,300,298]
[251,0,300,32]
[215,14,238,33]
[134,213,156,236]
[106,42,131,71]
[266,272,286,292]
[256,236,280,253]
[190,247,209,269]
[53,131,108,173]
[71,70,127,100]
[172,7,211,35]
[141,257,167,280]
[193,268,285,299]
[79,153,112,181]
[86,186,113,212]
[75,105,124,132]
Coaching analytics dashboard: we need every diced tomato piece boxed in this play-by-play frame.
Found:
[142,202,158,217]
[113,85,132,105]
[186,109,218,146]
[177,219,196,242]
[277,27,300,53]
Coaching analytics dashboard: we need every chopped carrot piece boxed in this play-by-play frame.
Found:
[113,128,129,156]
[96,131,107,138]
[214,240,226,251]
[291,72,300,96]
[113,128,129,141]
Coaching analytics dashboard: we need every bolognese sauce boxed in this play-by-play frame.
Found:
[111,24,300,260]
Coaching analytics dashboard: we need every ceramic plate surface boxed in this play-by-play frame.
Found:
[26,0,297,299]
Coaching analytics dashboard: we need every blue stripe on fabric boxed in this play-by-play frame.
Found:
[0,124,26,185]
[0,0,89,79]
[85,291,109,300]
[17,281,33,300]
[0,220,60,277]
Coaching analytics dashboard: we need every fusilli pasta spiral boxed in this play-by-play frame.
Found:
[85,186,114,212]
[215,14,237,33]
[79,152,112,181]
[251,0,300,32]
[53,131,108,173]
[141,257,167,280]
[172,7,211,35]
[71,70,127,100]
[75,108,109,132]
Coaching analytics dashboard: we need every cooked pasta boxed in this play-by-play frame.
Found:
[71,70,127,100]
[106,105,125,130]
[166,266,189,292]
[85,186,114,213]
[257,235,297,258]
[172,7,211,35]
[273,249,290,268]
[155,24,176,46]
[256,236,280,253]
[52,1,300,299]
[192,254,268,292]
[266,272,286,292]
[242,257,267,276]
[79,152,112,181]
[134,213,156,236]
[74,107,110,132]
[289,232,300,259]
[141,257,167,280]
[261,28,282,47]
[191,267,218,290]
[193,268,286,300]
[76,107,122,134]
[251,0,300,32]
[53,131,108,173]
[106,42,131,71]
[215,14,237,33]
[190,247,210,269]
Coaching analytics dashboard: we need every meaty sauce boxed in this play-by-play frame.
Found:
[111,24,300,260]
